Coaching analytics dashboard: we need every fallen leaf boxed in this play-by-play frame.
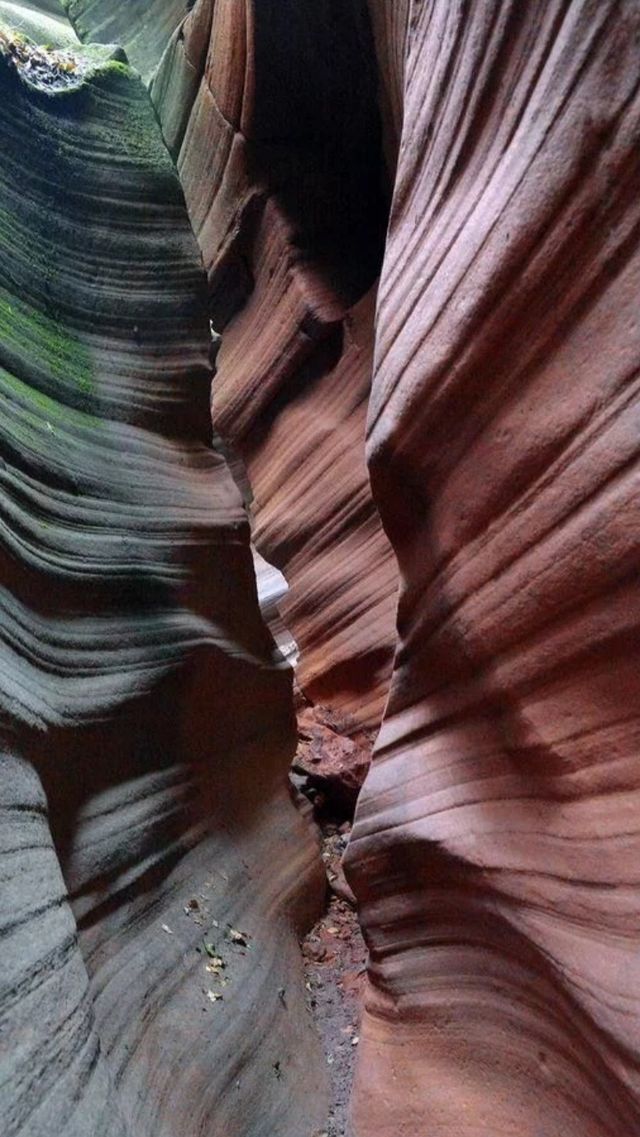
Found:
[161,924,173,935]
[207,990,223,1003]
[227,926,249,946]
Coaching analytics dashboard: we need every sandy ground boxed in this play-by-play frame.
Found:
[301,824,367,1137]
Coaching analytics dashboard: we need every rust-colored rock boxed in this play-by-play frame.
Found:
[346,2,640,1134]
[5,3,640,1137]
[294,705,373,816]
[151,0,398,729]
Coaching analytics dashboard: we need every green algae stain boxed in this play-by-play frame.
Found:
[1,363,91,422]
[0,360,102,453]
[0,286,93,396]
[102,58,129,77]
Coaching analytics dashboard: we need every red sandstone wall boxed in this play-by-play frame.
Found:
[153,0,399,728]
[347,2,640,1132]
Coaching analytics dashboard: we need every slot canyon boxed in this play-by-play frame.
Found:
[0,2,639,1136]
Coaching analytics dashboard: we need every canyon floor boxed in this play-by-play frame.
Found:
[291,706,371,1137]
[302,822,366,1137]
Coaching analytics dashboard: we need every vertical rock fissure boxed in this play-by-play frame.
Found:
[211,366,373,1137]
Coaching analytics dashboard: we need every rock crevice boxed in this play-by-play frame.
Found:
[2,3,640,1137]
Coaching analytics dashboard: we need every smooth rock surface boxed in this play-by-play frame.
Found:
[347,2,640,1134]
[149,0,399,729]
[0,17,327,1137]
[62,0,190,81]
[5,3,640,1136]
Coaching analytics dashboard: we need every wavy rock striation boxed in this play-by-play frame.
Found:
[146,0,399,729]
[347,2,640,1134]
[0,14,327,1137]
[6,2,640,1136]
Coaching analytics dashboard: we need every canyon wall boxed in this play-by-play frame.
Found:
[347,1,640,1133]
[149,0,399,728]
[3,2,640,1136]
[0,7,327,1136]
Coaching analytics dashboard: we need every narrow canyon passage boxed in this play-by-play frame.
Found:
[1,4,640,1137]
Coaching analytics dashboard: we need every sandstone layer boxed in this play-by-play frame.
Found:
[62,0,189,82]
[3,2,640,1136]
[347,2,640,1134]
[0,10,327,1136]
[148,0,399,729]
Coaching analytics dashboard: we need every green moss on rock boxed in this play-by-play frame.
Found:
[0,2,78,49]
[0,286,93,393]
[0,12,128,94]
[61,0,189,84]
